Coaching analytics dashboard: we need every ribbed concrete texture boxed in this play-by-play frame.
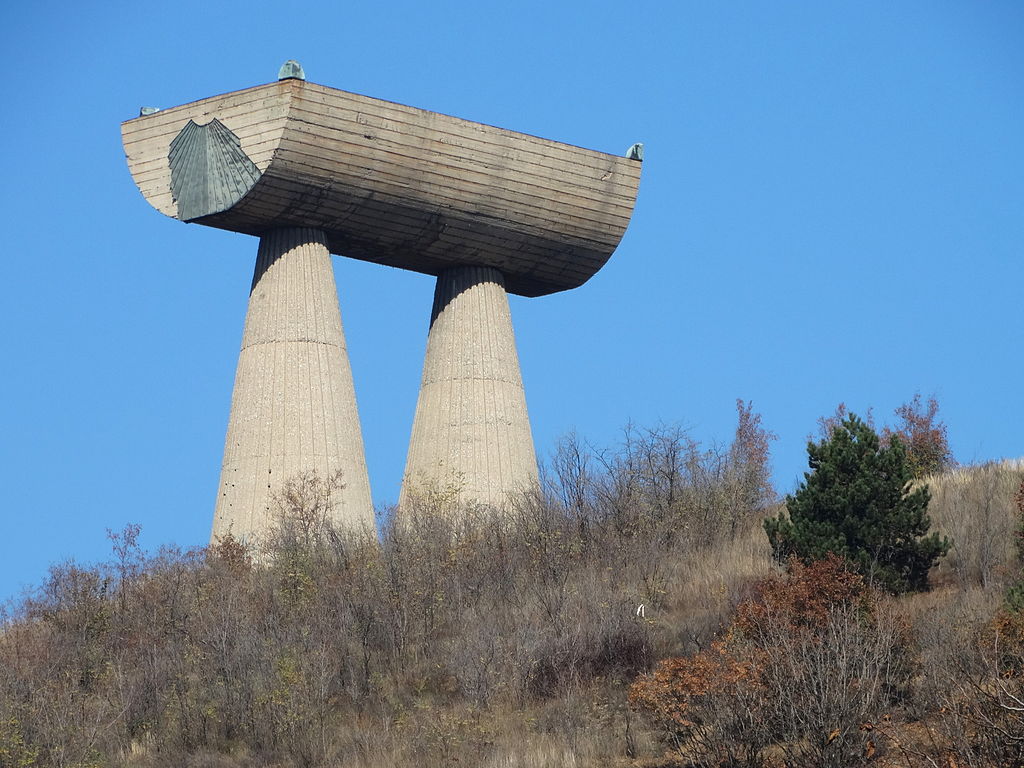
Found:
[212,227,373,542]
[402,265,539,508]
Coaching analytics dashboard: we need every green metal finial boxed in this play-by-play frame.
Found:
[139,107,161,116]
[626,143,644,161]
[278,60,306,81]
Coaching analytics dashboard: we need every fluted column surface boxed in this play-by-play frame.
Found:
[402,265,538,507]
[212,227,373,541]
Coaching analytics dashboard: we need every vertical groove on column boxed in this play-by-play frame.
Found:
[401,265,539,509]
[482,276,499,500]
[211,227,373,542]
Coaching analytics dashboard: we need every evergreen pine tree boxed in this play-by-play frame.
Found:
[765,413,950,593]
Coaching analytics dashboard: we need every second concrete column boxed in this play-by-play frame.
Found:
[402,265,539,508]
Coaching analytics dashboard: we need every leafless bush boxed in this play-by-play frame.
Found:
[0,407,779,767]
[943,613,1024,766]
[547,400,776,552]
[757,600,911,768]
[898,608,1024,768]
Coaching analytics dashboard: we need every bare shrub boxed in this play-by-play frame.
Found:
[917,609,1024,767]
[0,407,780,767]
[548,400,776,552]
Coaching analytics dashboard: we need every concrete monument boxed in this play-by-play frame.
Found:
[121,63,641,535]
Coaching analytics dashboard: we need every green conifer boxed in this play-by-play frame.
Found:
[765,413,950,593]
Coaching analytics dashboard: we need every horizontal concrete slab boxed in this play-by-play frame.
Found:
[122,79,642,297]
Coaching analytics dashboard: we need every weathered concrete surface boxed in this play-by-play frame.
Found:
[402,265,539,507]
[212,227,373,542]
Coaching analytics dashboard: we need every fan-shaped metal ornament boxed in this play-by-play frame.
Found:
[168,118,261,222]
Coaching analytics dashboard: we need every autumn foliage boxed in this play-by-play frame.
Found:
[817,394,956,480]
[883,393,957,479]
[732,555,869,633]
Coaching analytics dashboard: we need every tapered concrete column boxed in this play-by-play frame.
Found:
[402,265,539,508]
[211,227,373,541]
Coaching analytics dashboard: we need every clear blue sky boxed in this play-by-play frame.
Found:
[1,1,1021,601]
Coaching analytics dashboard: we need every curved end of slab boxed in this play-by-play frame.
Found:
[121,81,293,220]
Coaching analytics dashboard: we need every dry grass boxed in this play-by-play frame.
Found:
[655,521,776,656]
[0,439,1020,767]
[924,461,1022,589]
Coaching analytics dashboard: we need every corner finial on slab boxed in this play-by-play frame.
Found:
[278,60,306,81]
[626,143,644,161]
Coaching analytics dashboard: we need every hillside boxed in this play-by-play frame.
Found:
[1,420,1021,767]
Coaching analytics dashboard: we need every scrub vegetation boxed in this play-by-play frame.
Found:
[1,399,1021,767]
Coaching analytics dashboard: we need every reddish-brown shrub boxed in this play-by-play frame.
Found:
[883,393,956,478]
[630,557,911,768]
[628,639,768,767]
[733,555,870,636]
[628,640,761,731]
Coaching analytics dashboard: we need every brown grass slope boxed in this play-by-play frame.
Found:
[0,425,1020,767]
